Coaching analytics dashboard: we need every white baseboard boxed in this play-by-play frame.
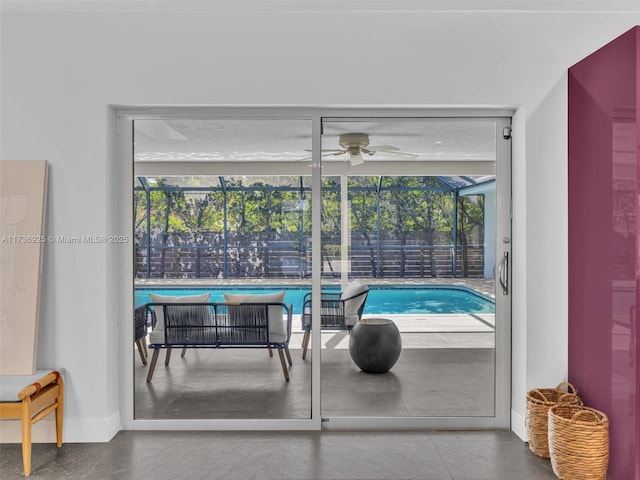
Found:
[511,409,527,441]
[3,409,527,444]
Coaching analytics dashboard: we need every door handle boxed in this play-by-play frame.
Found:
[497,252,509,295]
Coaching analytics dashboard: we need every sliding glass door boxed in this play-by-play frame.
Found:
[118,108,511,430]
[317,118,511,425]
[131,118,314,421]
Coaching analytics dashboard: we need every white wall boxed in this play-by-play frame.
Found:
[1,1,639,442]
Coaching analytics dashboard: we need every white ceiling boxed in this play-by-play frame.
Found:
[3,0,637,13]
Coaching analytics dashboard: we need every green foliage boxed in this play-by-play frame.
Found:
[134,175,485,247]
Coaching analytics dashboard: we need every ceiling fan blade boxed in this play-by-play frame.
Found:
[304,149,347,153]
[322,150,347,157]
[363,145,400,153]
[298,150,348,161]
[381,151,419,159]
[362,148,419,159]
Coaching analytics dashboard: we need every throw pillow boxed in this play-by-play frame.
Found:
[223,291,287,343]
[340,281,369,325]
[148,293,211,344]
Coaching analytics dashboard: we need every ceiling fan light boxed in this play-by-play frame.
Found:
[350,151,364,166]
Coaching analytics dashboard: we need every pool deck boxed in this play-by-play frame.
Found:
[289,313,495,350]
[135,277,496,298]
[132,278,498,420]
[136,277,496,349]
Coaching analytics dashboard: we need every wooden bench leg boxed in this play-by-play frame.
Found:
[164,348,172,366]
[277,349,290,382]
[56,377,64,448]
[301,330,310,359]
[147,349,160,382]
[268,347,273,357]
[21,400,32,476]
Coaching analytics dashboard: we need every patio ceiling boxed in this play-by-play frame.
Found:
[134,118,498,163]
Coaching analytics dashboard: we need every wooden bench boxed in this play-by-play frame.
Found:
[0,370,64,476]
[143,302,293,382]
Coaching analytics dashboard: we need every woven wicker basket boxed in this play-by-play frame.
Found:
[525,382,582,458]
[548,404,609,480]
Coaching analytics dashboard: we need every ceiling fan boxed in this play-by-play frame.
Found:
[307,133,418,165]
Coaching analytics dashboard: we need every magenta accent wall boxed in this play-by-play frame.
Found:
[569,26,639,480]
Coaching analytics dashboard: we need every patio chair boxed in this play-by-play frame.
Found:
[134,306,149,366]
[0,370,64,476]
[300,281,369,359]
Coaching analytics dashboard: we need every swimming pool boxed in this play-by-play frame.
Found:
[134,285,495,314]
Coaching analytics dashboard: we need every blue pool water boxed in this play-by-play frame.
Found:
[134,285,495,315]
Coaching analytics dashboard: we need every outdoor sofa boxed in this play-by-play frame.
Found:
[143,292,293,382]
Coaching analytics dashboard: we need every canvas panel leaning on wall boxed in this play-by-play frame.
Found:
[0,160,48,375]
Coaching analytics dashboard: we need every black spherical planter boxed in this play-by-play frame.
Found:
[349,318,402,373]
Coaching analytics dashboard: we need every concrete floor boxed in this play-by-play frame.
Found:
[133,279,498,420]
[0,338,558,480]
[135,327,495,419]
[0,430,558,479]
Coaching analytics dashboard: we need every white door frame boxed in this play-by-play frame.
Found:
[114,106,513,431]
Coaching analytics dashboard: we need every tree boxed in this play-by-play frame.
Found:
[133,174,487,280]
[457,195,484,276]
[381,177,426,276]
[349,176,379,276]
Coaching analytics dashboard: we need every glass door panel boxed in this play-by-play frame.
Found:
[132,118,313,420]
[319,118,509,420]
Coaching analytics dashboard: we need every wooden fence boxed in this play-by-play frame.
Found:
[135,232,485,279]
